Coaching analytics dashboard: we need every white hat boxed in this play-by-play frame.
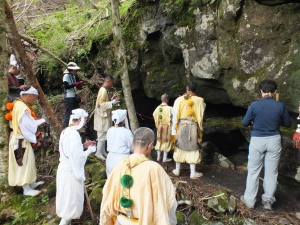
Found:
[112,109,129,129]
[296,124,300,133]
[67,62,81,70]
[10,54,19,68]
[20,86,38,96]
[68,108,88,130]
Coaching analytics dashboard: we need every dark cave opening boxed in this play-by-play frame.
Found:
[132,88,249,157]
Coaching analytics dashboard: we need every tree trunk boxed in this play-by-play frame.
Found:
[5,0,62,134]
[110,0,139,132]
[0,0,10,178]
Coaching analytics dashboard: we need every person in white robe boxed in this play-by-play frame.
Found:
[8,86,45,196]
[106,109,133,177]
[56,109,96,225]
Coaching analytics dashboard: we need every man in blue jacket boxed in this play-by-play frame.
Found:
[240,79,291,210]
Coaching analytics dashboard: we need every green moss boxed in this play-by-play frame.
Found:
[188,210,207,225]
[88,186,103,210]
[176,211,185,223]
[46,180,57,198]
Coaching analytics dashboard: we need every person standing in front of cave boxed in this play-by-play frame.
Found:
[240,79,291,210]
[153,93,173,162]
[62,62,83,129]
[171,82,206,179]
[94,75,119,161]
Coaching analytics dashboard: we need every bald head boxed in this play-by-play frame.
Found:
[161,93,169,103]
[133,127,154,155]
[103,75,115,89]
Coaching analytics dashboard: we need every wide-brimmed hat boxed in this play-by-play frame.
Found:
[67,62,81,70]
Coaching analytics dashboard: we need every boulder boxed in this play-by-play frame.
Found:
[207,190,229,213]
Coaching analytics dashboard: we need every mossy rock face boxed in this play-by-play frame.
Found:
[228,217,244,225]
[207,190,229,213]
[85,162,107,183]
[0,207,16,221]
[45,180,56,198]
[88,186,103,210]
[176,211,185,224]
[243,218,257,225]
[82,221,97,225]
[188,210,207,225]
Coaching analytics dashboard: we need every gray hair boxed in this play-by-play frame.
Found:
[133,127,154,149]
[161,93,169,102]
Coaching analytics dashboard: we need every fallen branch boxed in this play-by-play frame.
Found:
[85,181,99,188]
[19,33,95,87]
[284,212,296,225]
[177,200,192,206]
[200,193,225,201]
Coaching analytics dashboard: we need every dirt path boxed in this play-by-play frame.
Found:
[159,160,300,224]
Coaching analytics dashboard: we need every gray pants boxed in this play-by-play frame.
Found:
[244,135,281,207]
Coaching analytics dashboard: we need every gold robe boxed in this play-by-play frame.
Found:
[100,153,176,225]
[94,86,113,132]
[8,100,37,186]
[153,103,172,152]
[172,94,205,164]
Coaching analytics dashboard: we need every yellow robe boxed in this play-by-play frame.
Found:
[8,100,36,186]
[172,94,205,164]
[94,87,113,132]
[153,103,172,152]
[100,153,176,225]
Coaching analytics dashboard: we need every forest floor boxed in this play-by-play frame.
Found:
[159,153,300,225]
[45,151,299,225]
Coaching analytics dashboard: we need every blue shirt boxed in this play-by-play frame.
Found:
[242,97,291,137]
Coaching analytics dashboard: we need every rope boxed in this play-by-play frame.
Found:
[136,112,154,120]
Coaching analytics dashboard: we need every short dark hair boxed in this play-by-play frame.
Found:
[133,127,154,148]
[259,79,277,93]
[187,82,198,92]
[104,75,114,81]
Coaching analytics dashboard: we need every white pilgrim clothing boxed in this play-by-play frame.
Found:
[106,126,133,177]
[56,109,95,220]
[8,100,38,186]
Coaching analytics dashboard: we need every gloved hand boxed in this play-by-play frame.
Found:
[74,81,83,88]
[84,146,96,156]
[111,99,118,105]
[36,118,46,126]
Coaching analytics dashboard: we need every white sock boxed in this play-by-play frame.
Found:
[59,218,71,225]
[157,151,161,158]
[22,185,41,196]
[190,164,196,176]
[30,181,44,189]
[175,162,181,173]
[163,152,169,160]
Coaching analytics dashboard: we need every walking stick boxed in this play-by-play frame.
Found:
[276,92,279,101]
[84,184,95,221]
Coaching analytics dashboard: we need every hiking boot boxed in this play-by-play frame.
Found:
[240,195,254,209]
[262,200,272,210]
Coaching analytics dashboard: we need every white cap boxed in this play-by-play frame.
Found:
[296,124,300,133]
[112,109,129,129]
[68,108,88,130]
[20,86,38,96]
